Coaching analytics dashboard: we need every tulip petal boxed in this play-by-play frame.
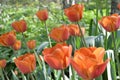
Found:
[71,59,88,79]
[88,47,97,52]
[75,48,96,59]
[91,59,110,79]
[15,60,31,74]
[93,47,105,62]
[44,56,63,70]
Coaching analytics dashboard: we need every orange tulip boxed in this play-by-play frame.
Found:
[0,31,16,47]
[71,47,110,80]
[11,20,27,32]
[99,13,120,32]
[14,53,36,74]
[0,59,6,68]
[42,43,72,70]
[36,9,48,21]
[12,40,21,50]
[49,25,70,42]
[64,4,84,22]
[27,40,36,50]
[68,24,85,36]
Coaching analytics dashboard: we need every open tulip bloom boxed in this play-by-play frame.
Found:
[42,43,72,70]
[14,53,36,74]
[71,47,110,80]
[99,13,120,32]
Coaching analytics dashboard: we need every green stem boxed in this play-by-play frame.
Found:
[70,66,76,80]
[3,69,10,80]
[33,50,42,70]
[77,22,87,47]
[21,33,30,52]
[44,22,52,47]
[21,72,27,80]
[105,31,107,49]
[30,73,35,80]
[111,32,120,78]
[95,0,99,35]
[62,70,65,80]
[105,0,109,16]
[0,68,5,80]
[73,36,76,50]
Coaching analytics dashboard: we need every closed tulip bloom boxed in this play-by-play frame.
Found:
[68,24,85,36]
[49,25,70,42]
[12,40,21,50]
[64,4,84,22]
[99,13,120,32]
[11,20,27,33]
[71,47,110,80]
[0,59,6,68]
[42,43,72,70]
[36,9,48,21]
[14,53,36,74]
[27,40,36,50]
[0,31,16,47]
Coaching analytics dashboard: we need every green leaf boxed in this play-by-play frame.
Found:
[37,42,49,54]
[11,70,19,80]
[106,50,117,80]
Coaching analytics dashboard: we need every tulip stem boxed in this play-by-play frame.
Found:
[33,50,42,70]
[21,72,27,80]
[44,22,52,47]
[3,69,10,80]
[30,73,35,80]
[21,33,30,52]
[62,70,65,80]
[0,68,5,80]
[111,32,120,78]
[77,22,87,47]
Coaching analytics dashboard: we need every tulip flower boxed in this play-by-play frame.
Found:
[12,40,21,50]
[99,13,120,32]
[0,59,6,68]
[64,4,84,22]
[11,20,27,33]
[14,53,36,74]
[71,47,110,80]
[42,43,72,70]
[49,25,70,42]
[68,24,85,36]
[27,40,36,50]
[36,9,48,21]
[0,31,16,47]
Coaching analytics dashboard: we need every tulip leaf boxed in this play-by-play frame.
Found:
[107,30,120,49]
[95,34,104,47]
[106,50,116,80]
[85,36,95,47]
[36,69,45,80]
[11,70,19,80]
[85,34,104,47]
[37,41,49,54]
[56,70,61,80]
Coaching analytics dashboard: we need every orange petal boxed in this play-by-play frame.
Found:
[71,58,88,79]
[75,48,96,59]
[90,59,110,79]
[44,56,63,70]
[88,47,97,52]
[93,47,105,62]
[14,60,31,74]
